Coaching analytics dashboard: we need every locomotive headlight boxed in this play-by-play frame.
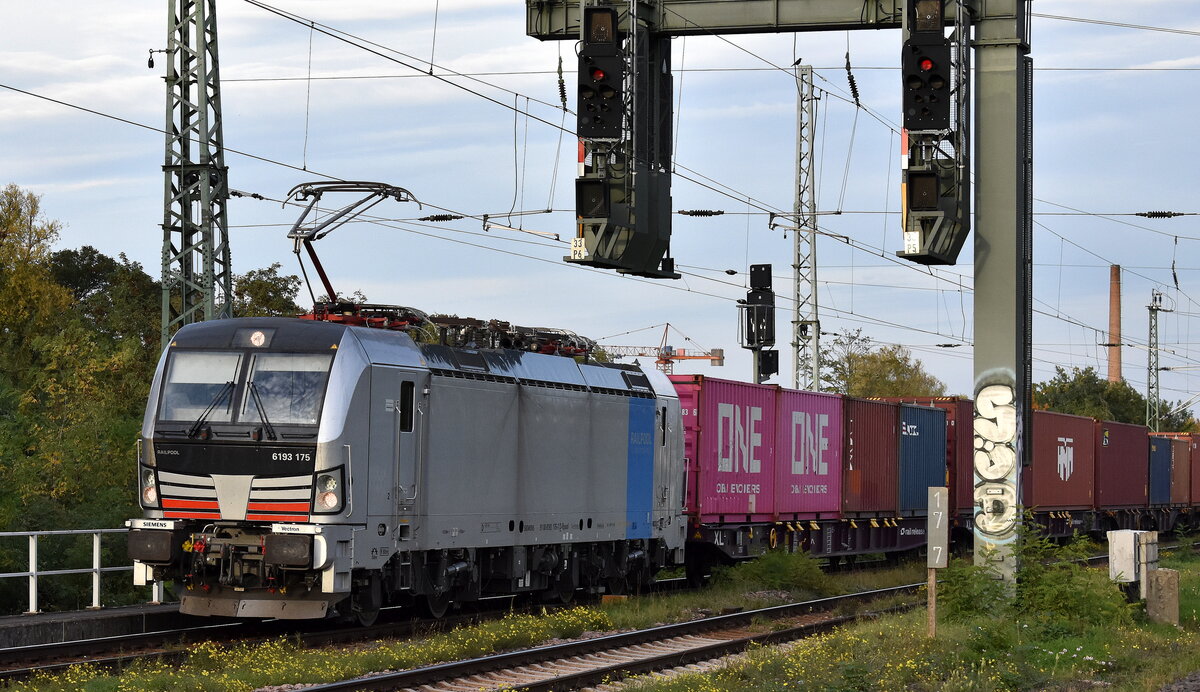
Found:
[315,472,342,512]
[317,491,339,510]
[140,468,159,507]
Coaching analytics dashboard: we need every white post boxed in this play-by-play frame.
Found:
[90,532,102,610]
[26,534,38,615]
[927,487,949,638]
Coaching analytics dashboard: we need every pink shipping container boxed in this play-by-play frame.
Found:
[878,397,973,516]
[1025,411,1094,510]
[774,389,843,518]
[1094,420,1149,508]
[842,398,900,515]
[670,375,777,522]
[1170,437,1191,505]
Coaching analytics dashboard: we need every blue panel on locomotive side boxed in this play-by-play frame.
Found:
[626,397,656,539]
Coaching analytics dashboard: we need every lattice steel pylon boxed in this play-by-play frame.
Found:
[160,0,233,349]
[1146,290,1170,431]
[791,65,820,391]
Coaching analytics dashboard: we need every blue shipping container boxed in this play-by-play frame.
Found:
[1149,437,1173,506]
[899,404,948,513]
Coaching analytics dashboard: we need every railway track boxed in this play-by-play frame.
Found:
[0,599,545,682]
[286,585,921,692]
[9,542,1173,686]
[0,580,692,682]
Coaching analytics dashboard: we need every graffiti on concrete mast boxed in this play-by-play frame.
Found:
[973,382,1018,542]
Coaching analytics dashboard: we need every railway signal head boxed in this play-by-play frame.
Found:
[757,348,779,382]
[902,39,952,131]
[578,7,624,139]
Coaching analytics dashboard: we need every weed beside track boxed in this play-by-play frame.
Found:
[3,553,920,691]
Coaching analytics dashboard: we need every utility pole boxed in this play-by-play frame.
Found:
[1147,290,1171,431]
[791,65,820,391]
[160,0,233,349]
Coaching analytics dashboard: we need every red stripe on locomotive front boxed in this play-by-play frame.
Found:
[246,502,311,513]
[163,511,222,519]
[162,498,221,510]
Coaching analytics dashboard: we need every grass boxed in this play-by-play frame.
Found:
[4,551,919,691]
[620,544,1200,692]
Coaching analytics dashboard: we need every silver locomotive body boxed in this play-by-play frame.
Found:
[128,317,685,619]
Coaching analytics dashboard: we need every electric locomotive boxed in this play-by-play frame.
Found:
[128,317,685,622]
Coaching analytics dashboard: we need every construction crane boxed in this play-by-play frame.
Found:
[599,323,724,374]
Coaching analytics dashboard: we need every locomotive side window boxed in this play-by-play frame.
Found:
[660,407,667,446]
[243,353,333,426]
[160,351,243,422]
[400,381,415,433]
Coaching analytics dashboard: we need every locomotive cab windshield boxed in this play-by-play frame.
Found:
[157,349,333,436]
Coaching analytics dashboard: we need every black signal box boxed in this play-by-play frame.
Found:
[749,263,772,290]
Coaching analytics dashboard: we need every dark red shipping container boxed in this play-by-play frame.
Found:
[878,397,973,516]
[1025,411,1094,510]
[1157,433,1198,505]
[843,398,900,515]
[1094,420,1149,508]
[1170,437,1191,505]
[1157,434,1200,504]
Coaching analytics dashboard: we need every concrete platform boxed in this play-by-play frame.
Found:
[0,602,186,648]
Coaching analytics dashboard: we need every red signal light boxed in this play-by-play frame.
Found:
[591,68,606,81]
[919,58,935,71]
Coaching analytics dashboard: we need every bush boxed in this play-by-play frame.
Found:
[939,558,1006,621]
[939,518,1132,630]
[711,549,833,595]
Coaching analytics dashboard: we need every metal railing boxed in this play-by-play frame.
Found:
[0,529,165,614]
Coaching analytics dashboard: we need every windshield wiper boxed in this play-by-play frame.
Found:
[187,381,235,439]
[247,382,278,441]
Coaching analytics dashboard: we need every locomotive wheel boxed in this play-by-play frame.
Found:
[545,572,577,604]
[421,591,451,618]
[605,574,628,596]
[353,606,380,627]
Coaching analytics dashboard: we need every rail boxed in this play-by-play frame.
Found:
[0,529,164,614]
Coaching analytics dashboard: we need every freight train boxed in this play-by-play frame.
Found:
[128,314,1198,621]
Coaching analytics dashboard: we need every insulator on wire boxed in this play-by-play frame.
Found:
[1136,210,1183,219]
[419,214,463,222]
[677,209,724,217]
[844,51,861,108]
[557,55,567,111]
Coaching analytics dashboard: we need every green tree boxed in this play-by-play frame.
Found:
[821,328,947,397]
[821,328,874,393]
[232,262,303,317]
[0,184,74,382]
[50,246,160,350]
[1034,365,1196,431]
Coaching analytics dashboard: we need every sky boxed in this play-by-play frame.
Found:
[2,0,1199,408]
